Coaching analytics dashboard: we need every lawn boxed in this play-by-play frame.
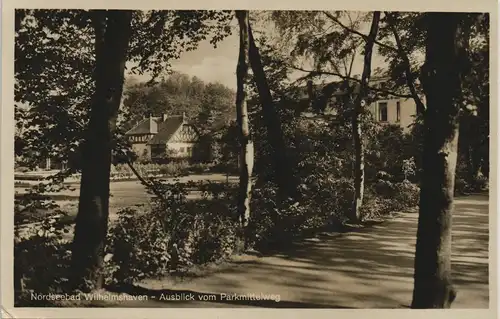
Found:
[15,174,239,228]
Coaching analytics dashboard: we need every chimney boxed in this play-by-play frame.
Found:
[182,111,186,123]
[150,116,158,134]
[162,113,168,122]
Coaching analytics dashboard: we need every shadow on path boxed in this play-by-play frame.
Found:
[104,194,490,309]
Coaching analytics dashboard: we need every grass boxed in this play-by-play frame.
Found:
[15,174,238,230]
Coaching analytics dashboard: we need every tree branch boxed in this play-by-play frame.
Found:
[289,64,414,99]
[384,12,426,115]
[322,11,399,53]
[347,46,357,78]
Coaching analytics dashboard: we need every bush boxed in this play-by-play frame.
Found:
[394,180,420,208]
[187,162,214,174]
[16,166,31,173]
[158,161,190,176]
[211,162,239,174]
[105,207,170,285]
[370,178,420,211]
[14,215,73,306]
[359,196,394,220]
[105,181,240,285]
[249,177,355,251]
[111,162,193,179]
[454,168,489,195]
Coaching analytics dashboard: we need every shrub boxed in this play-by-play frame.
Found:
[188,162,213,174]
[474,174,489,191]
[211,162,239,175]
[14,215,73,306]
[249,177,355,251]
[111,162,193,179]
[360,196,394,220]
[157,161,190,176]
[16,166,31,173]
[393,180,420,208]
[105,208,170,285]
[105,181,240,285]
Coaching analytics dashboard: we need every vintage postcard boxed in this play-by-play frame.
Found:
[1,0,498,318]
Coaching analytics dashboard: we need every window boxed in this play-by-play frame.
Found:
[378,102,388,122]
[396,101,401,122]
[187,147,192,154]
[151,145,166,158]
[180,147,185,153]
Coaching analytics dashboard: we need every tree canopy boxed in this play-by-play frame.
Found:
[15,9,234,171]
[121,72,236,134]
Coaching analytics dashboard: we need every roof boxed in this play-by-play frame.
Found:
[147,116,185,145]
[125,117,161,135]
[293,75,392,99]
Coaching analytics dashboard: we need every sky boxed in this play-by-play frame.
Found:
[126,12,393,91]
[126,25,240,90]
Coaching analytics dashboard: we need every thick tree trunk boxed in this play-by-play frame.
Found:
[350,12,380,222]
[70,10,133,291]
[411,13,465,308]
[248,23,295,200]
[235,11,254,233]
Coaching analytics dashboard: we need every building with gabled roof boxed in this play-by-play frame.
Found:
[125,113,201,162]
[292,77,419,132]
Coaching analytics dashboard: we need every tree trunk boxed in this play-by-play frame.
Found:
[385,12,426,115]
[248,22,295,200]
[411,13,465,308]
[350,12,380,222]
[235,11,254,236]
[70,10,133,291]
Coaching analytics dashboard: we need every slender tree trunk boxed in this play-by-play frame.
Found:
[411,13,465,308]
[235,11,254,236]
[247,22,295,200]
[350,12,380,222]
[70,10,133,291]
[385,12,426,115]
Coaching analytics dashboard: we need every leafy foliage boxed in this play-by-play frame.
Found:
[121,72,236,134]
[15,9,233,173]
[14,214,73,306]
[105,181,240,284]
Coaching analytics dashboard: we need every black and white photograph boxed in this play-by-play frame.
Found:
[1,1,497,318]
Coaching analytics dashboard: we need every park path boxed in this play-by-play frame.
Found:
[103,194,490,309]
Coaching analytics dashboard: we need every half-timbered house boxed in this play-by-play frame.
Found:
[125,113,202,162]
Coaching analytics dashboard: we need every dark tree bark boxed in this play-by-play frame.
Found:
[235,11,254,234]
[248,23,296,200]
[70,10,133,291]
[411,13,466,308]
[350,12,380,222]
